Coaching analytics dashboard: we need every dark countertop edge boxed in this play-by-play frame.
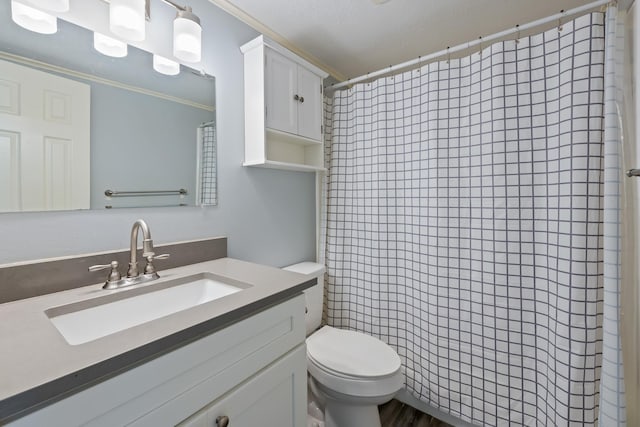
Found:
[0,278,316,424]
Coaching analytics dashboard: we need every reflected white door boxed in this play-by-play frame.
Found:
[0,58,90,212]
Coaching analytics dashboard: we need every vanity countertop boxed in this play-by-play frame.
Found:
[0,257,315,423]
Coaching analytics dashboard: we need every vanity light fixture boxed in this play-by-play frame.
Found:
[11,0,203,71]
[109,0,146,41]
[172,5,202,63]
[94,32,128,58]
[38,0,69,12]
[153,54,180,75]
[11,0,58,34]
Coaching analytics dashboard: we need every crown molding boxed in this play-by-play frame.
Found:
[206,0,347,82]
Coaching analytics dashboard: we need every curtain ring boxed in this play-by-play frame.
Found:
[515,24,520,44]
[446,47,450,64]
[558,10,564,32]
[478,36,483,57]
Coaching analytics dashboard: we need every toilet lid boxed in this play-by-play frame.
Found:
[306,326,401,378]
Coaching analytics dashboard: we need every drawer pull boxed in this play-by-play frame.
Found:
[216,415,230,427]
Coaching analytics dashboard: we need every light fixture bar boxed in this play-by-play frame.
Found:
[159,0,187,12]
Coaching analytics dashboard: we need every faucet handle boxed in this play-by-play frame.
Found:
[89,261,121,284]
[144,253,170,275]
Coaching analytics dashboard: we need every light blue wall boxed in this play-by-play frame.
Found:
[0,1,317,267]
[89,84,212,208]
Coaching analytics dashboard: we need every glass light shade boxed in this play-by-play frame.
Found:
[38,0,69,12]
[153,55,180,76]
[109,0,145,42]
[94,32,128,58]
[173,16,201,63]
[11,1,57,34]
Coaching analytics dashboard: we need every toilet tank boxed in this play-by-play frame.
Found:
[283,262,325,336]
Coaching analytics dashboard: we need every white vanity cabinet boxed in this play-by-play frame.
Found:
[9,295,307,427]
[241,35,329,172]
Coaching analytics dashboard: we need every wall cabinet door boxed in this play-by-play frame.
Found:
[178,345,307,427]
[265,49,297,135]
[296,65,322,141]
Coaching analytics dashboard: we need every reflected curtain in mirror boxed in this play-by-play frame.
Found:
[197,121,217,206]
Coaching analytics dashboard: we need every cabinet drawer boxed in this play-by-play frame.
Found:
[176,345,307,427]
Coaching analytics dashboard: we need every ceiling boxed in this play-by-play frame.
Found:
[212,0,605,81]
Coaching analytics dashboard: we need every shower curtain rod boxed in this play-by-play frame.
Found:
[328,0,612,91]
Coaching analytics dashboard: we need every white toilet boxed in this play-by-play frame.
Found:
[283,262,404,427]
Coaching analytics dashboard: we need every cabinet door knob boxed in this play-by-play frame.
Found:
[216,415,230,427]
[299,96,304,103]
[293,94,299,101]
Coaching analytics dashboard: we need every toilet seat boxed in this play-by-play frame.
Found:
[306,326,404,397]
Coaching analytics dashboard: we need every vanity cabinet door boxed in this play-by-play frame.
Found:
[177,345,307,427]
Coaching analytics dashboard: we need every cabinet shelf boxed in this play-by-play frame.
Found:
[243,159,326,173]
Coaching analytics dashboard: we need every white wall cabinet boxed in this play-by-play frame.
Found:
[242,35,328,172]
[9,295,307,427]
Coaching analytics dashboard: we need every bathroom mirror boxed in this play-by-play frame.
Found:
[0,4,216,212]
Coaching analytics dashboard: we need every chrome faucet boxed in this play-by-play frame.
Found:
[89,219,170,290]
[127,219,155,278]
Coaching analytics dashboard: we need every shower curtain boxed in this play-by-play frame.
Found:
[322,9,626,426]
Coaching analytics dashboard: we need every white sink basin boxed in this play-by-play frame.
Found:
[46,273,247,345]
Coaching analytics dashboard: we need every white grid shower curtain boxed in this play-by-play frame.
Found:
[322,12,623,426]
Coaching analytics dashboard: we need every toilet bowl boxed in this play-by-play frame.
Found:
[283,262,404,427]
[307,325,404,427]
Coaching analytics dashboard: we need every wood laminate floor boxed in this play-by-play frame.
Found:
[379,400,453,427]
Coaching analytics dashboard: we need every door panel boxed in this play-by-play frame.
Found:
[44,137,72,210]
[0,78,20,115]
[0,130,21,211]
[296,65,322,141]
[265,49,297,135]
